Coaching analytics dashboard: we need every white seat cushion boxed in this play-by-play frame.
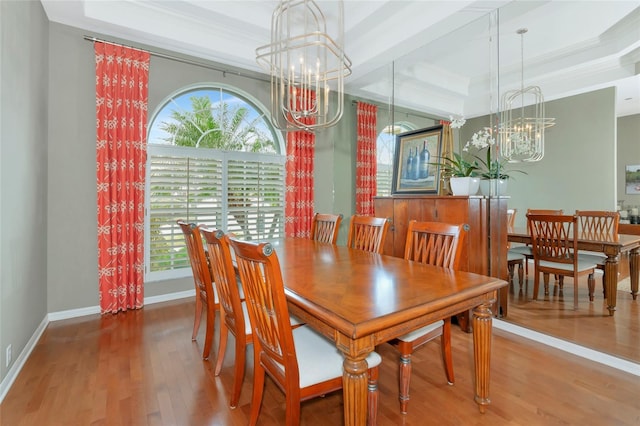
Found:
[269,326,382,388]
[508,252,526,262]
[538,258,598,273]
[396,320,444,342]
[577,252,607,266]
[508,246,533,256]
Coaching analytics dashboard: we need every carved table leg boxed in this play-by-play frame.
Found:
[604,254,619,316]
[472,299,494,413]
[338,334,374,426]
[630,247,639,300]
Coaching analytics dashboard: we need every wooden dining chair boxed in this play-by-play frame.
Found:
[388,220,464,414]
[507,209,525,287]
[310,212,343,244]
[177,220,217,359]
[227,236,382,426]
[575,210,620,299]
[200,227,252,408]
[527,214,598,309]
[509,209,564,275]
[347,215,390,254]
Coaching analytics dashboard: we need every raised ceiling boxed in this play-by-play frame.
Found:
[41,0,640,119]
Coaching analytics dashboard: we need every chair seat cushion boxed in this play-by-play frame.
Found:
[508,252,526,262]
[538,258,598,273]
[395,320,444,342]
[577,252,607,266]
[283,326,382,388]
[508,246,532,256]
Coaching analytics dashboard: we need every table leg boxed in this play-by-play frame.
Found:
[630,248,639,300]
[337,334,373,426]
[472,300,494,413]
[604,254,619,316]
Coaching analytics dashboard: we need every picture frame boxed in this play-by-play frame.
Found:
[625,164,640,194]
[392,125,443,194]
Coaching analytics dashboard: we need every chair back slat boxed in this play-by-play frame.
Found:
[404,220,465,269]
[575,210,620,241]
[525,209,563,233]
[527,214,578,267]
[200,228,244,332]
[310,213,343,244]
[347,215,390,254]
[228,237,298,379]
[177,220,214,305]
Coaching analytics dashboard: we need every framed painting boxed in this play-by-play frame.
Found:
[392,125,443,194]
[626,165,640,194]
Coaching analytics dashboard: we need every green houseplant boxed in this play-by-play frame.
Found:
[430,152,480,195]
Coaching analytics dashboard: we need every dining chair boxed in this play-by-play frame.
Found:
[506,209,525,287]
[527,214,598,309]
[177,220,217,359]
[388,220,464,414]
[310,212,343,244]
[575,210,620,299]
[199,227,252,408]
[509,209,564,275]
[227,236,382,426]
[347,215,390,254]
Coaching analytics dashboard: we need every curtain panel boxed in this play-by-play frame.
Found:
[356,102,378,215]
[95,42,150,313]
[284,89,316,238]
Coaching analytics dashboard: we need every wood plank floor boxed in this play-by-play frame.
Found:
[2,282,639,425]
[504,253,639,363]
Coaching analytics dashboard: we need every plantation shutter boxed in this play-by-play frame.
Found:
[146,146,285,278]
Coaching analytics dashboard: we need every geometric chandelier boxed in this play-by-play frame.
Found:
[499,28,555,162]
[256,0,352,132]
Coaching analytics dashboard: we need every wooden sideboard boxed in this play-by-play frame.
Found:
[374,195,509,322]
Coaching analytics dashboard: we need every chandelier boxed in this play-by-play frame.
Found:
[499,28,555,162]
[256,0,351,132]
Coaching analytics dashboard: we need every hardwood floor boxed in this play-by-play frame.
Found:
[2,285,639,425]
[504,253,639,363]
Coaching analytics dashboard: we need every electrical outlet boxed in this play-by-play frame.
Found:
[5,344,11,368]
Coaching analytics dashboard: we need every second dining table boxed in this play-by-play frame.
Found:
[508,228,640,315]
[269,238,508,426]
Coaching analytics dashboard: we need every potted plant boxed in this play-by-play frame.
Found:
[430,152,480,196]
[463,127,527,196]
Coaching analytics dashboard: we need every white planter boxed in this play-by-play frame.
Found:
[479,178,508,196]
[449,176,480,196]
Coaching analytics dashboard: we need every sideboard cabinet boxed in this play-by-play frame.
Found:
[374,195,509,320]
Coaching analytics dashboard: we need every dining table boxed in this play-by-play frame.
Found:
[507,228,640,315]
[269,238,508,426]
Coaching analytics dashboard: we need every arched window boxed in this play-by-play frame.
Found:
[145,84,285,280]
[376,122,415,196]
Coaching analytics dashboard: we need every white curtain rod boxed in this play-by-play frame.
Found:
[83,35,269,83]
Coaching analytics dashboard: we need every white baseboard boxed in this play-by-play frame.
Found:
[0,289,196,404]
[494,319,640,376]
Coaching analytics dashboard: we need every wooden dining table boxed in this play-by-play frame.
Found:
[269,238,508,426]
[508,228,640,315]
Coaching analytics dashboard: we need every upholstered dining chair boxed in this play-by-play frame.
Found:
[508,209,564,275]
[346,215,390,254]
[388,220,464,414]
[310,212,343,244]
[177,220,217,360]
[575,210,620,299]
[527,214,598,309]
[507,209,526,287]
[227,236,382,426]
[199,227,252,408]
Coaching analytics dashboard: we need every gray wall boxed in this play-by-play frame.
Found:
[617,114,640,207]
[1,0,49,381]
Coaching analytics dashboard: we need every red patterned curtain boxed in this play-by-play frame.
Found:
[95,42,150,314]
[356,102,378,215]
[285,89,316,238]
